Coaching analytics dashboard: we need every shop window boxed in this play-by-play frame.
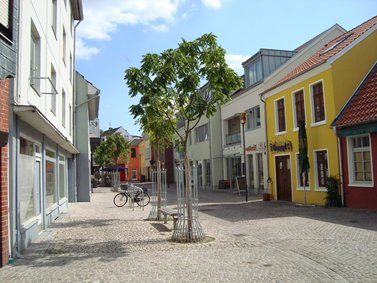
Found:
[296,153,309,188]
[45,149,56,208]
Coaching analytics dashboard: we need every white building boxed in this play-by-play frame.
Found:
[9,0,83,254]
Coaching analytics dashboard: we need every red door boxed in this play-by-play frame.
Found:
[275,155,292,201]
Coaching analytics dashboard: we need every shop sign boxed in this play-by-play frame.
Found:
[245,142,267,152]
[269,140,292,153]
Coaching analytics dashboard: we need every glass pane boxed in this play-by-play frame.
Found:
[46,160,55,208]
[59,163,65,199]
[19,154,36,224]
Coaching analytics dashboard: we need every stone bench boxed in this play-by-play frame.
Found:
[159,207,181,230]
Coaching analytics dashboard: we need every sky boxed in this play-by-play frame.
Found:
[75,0,377,136]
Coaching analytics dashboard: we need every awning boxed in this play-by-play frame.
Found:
[13,105,80,154]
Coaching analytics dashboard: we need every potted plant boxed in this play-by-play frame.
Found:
[324,176,342,207]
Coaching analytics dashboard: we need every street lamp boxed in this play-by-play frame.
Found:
[240,112,248,202]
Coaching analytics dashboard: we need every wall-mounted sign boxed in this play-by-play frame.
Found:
[245,142,267,152]
[269,141,292,153]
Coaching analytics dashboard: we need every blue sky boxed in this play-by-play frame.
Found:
[76,0,376,136]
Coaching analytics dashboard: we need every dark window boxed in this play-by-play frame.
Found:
[277,99,286,132]
[131,148,136,158]
[312,82,325,122]
[294,90,305,126]
[316,150,328,187]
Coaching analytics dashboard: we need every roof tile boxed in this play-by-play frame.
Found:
[334,62,377,127]
[274,16,377,87]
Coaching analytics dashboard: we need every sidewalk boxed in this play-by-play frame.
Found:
[0,185,376,282]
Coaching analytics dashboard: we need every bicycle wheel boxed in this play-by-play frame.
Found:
[135,192,150,207]
[113,193,128,207]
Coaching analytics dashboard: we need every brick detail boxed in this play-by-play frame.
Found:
[0,79,9,267]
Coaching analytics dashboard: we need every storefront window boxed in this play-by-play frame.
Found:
[19,137,36,224]
[45,149,56,208]
[59,155,66,199]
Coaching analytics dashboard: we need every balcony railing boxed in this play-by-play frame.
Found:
[225,132,241,145]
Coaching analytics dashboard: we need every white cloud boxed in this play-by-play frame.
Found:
[201,0,222,9]
[151,24,169,32]
[75,38,100,60]
[225,54,249,74]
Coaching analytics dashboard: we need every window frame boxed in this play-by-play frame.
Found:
[246,105,261,131]
[313,149,329,191]
[274,97,286,134]
[292,88,306,129]
[51,0,57,38]
[50,64,57,114]
[0,0,13,41]
[61,89,66,127]
[347,134,373,187]
[310,80,326,126]
[195,123,208,143]
[295,152,309,191]
[30,22,41,94]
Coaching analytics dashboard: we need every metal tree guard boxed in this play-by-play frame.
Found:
[148,169,167,220]
[172,163,205,242]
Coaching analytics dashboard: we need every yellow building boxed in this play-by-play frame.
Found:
[262,16,377,205]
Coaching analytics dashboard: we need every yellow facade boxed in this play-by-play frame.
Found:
[265,28,377,205]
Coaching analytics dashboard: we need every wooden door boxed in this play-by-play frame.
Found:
[275,155,292,201]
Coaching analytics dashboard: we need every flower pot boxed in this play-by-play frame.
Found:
[263,193,270,201]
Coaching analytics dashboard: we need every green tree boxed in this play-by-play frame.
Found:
[125,33,242,241]
[94,133,130,187]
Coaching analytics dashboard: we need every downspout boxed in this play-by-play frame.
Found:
[72,19,82,202]
[336,130,345,206]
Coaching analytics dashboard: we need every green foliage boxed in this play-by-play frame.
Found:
[94,133,130,167]
[125,33,243,151]
[324,176,342,208]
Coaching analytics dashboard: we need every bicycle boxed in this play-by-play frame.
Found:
[113,184,150,207]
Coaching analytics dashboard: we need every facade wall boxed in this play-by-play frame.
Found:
[340,133,377,209]
[265,27,377,205]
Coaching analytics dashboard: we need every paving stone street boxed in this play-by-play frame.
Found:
[0,185,376,282]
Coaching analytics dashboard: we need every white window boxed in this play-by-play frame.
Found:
[247,105,261,131]
[275,98,286,133]
[61,89,66,127]
[30,22,41,93]
[0,0,12,40]
[348,135,373,186]
[131,170,137,180]
[195,124,208,143]
[50,65,56,114]
[51,0,57,37]
[69,104,72,135]
[314,149,328,190]
[62,27,67,64]
[296,153,309,190]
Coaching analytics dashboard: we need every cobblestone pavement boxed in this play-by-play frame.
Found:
[1,185,377,282]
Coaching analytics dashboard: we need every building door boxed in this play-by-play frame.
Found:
[275,155,292,201]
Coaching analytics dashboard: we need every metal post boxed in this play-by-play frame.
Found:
[240,112,248,202]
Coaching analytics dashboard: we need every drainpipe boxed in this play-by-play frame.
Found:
[72,19,82,202]
[337,133,345,206]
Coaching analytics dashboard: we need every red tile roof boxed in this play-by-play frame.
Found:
[274,16,377,87]
[333,62,377,127]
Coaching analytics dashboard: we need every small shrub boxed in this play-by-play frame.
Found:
[324,176,342,207]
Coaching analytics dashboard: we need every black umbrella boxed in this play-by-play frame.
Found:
[298,120,310,205]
